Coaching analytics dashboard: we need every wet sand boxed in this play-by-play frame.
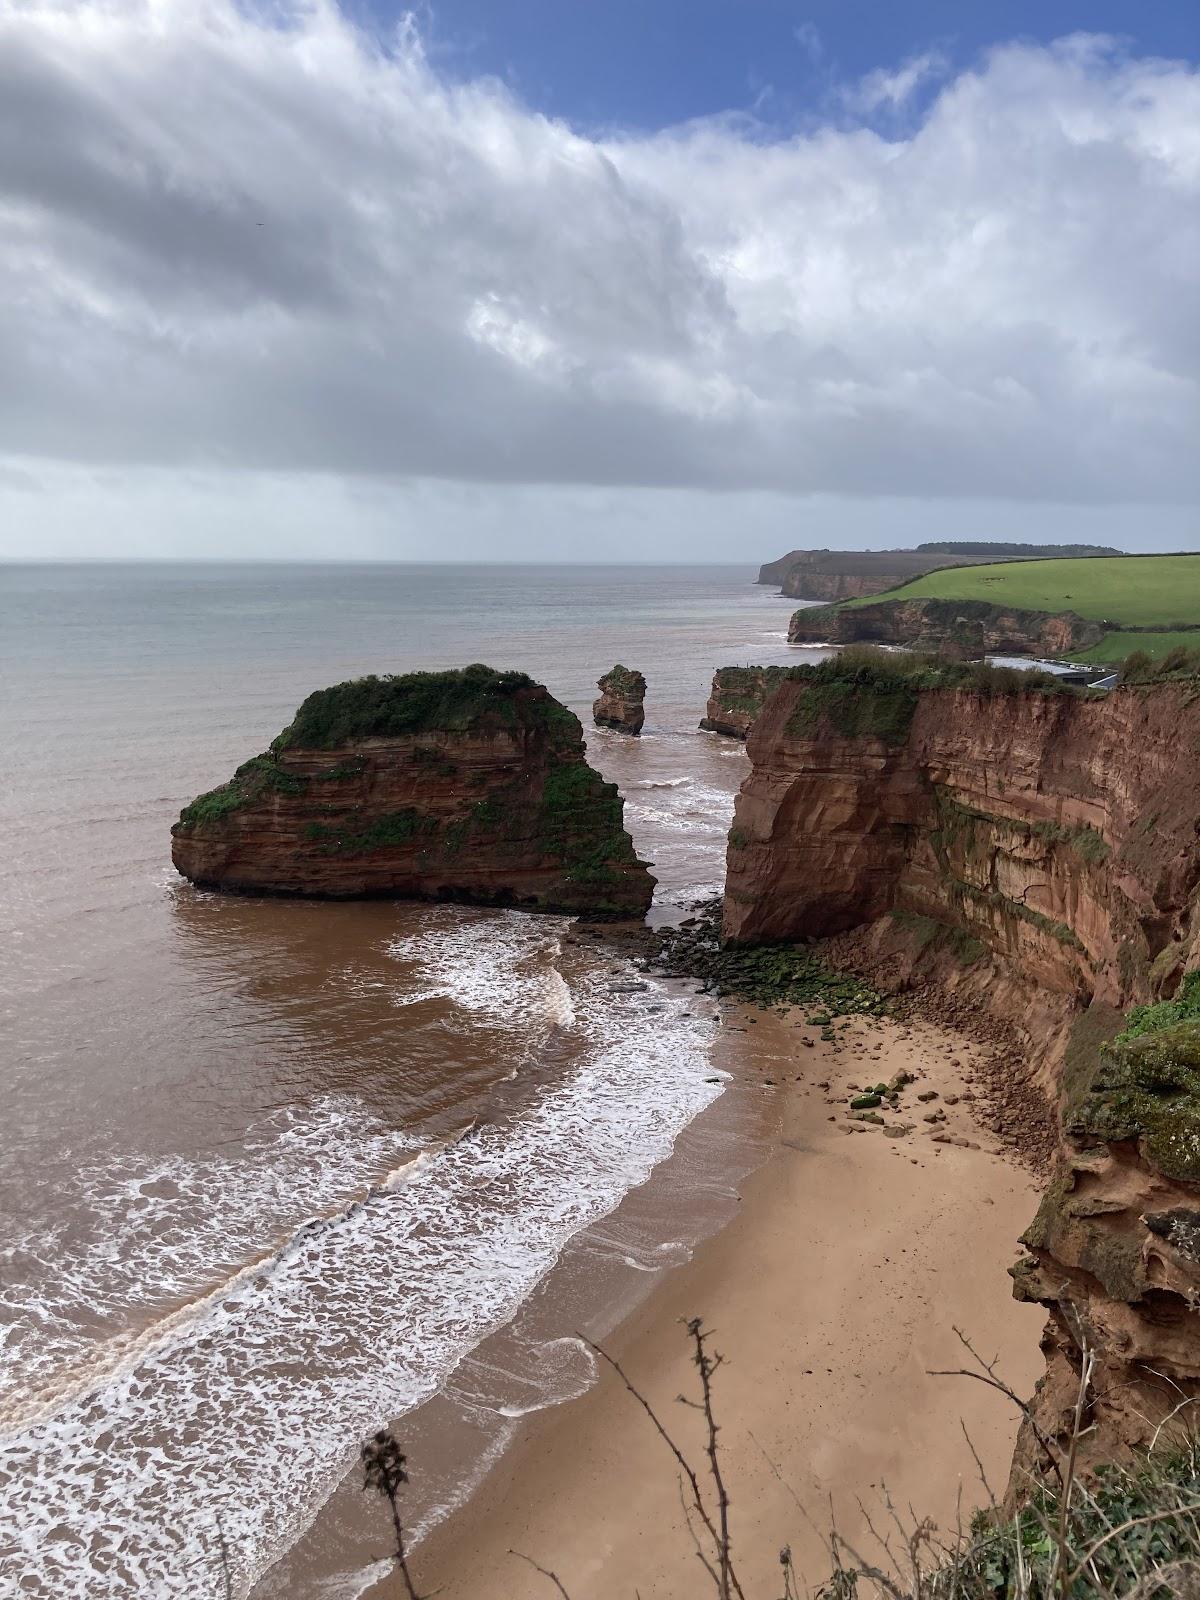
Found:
[408,1010,1044,1598]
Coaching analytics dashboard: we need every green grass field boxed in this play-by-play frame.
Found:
[1072,629,1200,664]
[844,554,1200,628]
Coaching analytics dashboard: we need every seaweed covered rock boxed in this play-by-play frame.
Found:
[172,666,654,916]
[699,666,789,739]
[592,665,646,735]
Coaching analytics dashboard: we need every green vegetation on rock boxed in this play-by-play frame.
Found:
[598,664,645,694]
[782,647,1075,746]
[712,665,789,716]
[274,665,554,749]
[924,1449,1200,1600]
[1118,971,1200,1042]
[1117,643,1200,679]
[1066,1018,1200,1183]
[654,905,889,1016]
[303,809,437,854]
[178,754,308,828]
[537,760,634,888]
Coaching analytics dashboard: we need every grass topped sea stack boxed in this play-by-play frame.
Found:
[592,664,646,735]
[172,666,654,916]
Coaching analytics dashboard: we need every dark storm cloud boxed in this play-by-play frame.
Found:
[0,3,1197,507]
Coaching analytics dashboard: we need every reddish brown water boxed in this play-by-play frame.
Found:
[0,562,817,1596]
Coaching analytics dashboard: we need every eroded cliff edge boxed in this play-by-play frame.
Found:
[699,666,789,739]
[172,666,654,916]
[723,657,1200,1475]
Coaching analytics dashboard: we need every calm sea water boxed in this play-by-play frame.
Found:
[0,562,811,1597]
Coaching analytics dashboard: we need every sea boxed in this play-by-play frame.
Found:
[0,562,818,1597]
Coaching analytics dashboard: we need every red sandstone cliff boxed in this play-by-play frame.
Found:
[172,668,654,917]
[724,666,1200,1473]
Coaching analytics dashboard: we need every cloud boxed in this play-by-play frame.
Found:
[794,22,824,66]
[0,0,1196,534]
[842,50,949,113]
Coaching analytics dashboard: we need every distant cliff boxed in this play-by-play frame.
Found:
[757,544,1120,600]
[787,596,1107,656]
[172,666,654,916]
[724,657,1200,1476]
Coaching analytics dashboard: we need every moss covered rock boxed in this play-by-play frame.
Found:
[1066,1020,1200,1183]
[173,667,654,915]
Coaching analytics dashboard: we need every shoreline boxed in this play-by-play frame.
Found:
[403,1008,1043,1598]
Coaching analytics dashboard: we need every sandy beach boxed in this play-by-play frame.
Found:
[408,1008,1045,1599]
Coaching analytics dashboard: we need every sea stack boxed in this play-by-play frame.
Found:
[592,665,646,735]
[172,665,654,916]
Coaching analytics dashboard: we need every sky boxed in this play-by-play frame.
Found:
[0,0,1197,561]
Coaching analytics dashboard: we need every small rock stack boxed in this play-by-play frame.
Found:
[592,665,646,735]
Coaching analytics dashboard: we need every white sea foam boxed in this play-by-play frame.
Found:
[0,1096,421,1429]
[0,937,720,1599]
[385,911,562,1021]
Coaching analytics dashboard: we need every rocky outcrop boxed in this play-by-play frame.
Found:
[1012,1011,1200,1478]
[172,666,654,916]
[592,665,646,735]
[723,661,1200,1472]
[699,666,789,739]
[787,596,1108,657]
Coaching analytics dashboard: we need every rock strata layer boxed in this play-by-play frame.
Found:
[592,665,646,735]
[699,666,790,739]
[787,596,1107,657]
[724,662,1200,1475]
[172,666,654,916]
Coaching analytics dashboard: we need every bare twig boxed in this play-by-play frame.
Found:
[1051,1344,1095,1600]
[509,1548,573,1599]
[580,1325,746,1599]
[686,1317,738,1600]
[928,1325,1065,1490]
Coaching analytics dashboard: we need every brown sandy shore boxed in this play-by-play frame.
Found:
[396,1010,1044,1600]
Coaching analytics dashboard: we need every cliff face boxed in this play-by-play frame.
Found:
[699,666,789,739]
[725,669,1200,1468]
[781,571,903,601]
[593,665,646,735]
[787,597,1106,657]
[172,668,654,916]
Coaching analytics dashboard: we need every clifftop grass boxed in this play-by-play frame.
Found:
[782,647,1074,744]
[842,553,1200,628]
[273,665,569,750]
